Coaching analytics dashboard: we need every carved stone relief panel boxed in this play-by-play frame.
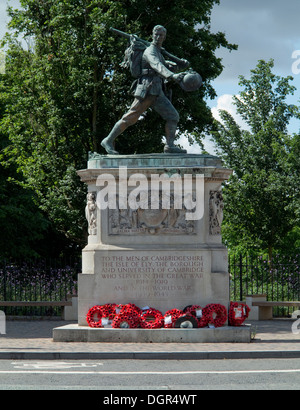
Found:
[209,190,224,235]
[85,192,97,235]
[108,192,195,235]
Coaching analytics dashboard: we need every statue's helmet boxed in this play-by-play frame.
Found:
[179,71,202,92]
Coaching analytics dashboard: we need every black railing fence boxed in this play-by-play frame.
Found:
[0,254,299,317]
[229,253,300,317]
[0,258,80,316]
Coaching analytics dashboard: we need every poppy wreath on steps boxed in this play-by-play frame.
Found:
[202,303,228,328]
[117,303,142,316]
[112,305,141,329]
[140,308,164,329]
[101,303,118,321]
[174,314,198,328]
[163,309,183,328]
[183,305,207,328]
[228,302,251,326]
[86,305,105,328]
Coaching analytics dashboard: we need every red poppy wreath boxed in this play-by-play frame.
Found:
[112,304,141,328]
[228,302,250,326]
[202,303,227,328]
[140,308,164,329]
[100,303,118,320]
[86,305,105,328]
[163,309,183,328]
[183,305,207,328]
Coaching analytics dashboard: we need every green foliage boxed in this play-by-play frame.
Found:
[0,75,48,258]
[211,60,300,258]
[0,169,48,259]
[0,0,236,254]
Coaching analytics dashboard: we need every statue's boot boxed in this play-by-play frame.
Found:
[101,121,123,155]
[164,121,187,154]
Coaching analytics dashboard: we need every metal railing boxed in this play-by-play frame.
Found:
[1,254,299,317]
[0,258,80,316]
[229,253,300,316]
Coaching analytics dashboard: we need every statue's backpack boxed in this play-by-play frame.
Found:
[121,36,147,78]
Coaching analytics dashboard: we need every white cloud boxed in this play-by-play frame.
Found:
[211,94,249,130]
[174,131,218,156]
[176,94,249,156]
[176,134,202,154]
[209,0,300,136]
[202,137,218,155]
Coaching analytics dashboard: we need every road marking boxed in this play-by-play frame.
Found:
[0,369,300,375]
[11,361,103,370]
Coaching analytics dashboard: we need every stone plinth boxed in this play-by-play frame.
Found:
[75,153,232,328]
[53,324,252,343]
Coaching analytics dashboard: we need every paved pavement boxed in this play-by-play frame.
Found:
[0,319,299,360]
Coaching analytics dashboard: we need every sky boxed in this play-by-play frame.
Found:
[202,0,300,154]
[0,0,300,154]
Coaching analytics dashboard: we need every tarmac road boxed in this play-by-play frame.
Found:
[0,319,299,390]
[0,319,299,360]
[0,358,300,390]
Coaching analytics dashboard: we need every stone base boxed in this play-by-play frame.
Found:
[77,153,233,328]
[78,248,230,326]
[53,324,252,343]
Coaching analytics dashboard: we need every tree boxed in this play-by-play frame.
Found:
[0,72,82,258]
[1,0,237,251]
[0,75,47,258]
[210,59,300,259]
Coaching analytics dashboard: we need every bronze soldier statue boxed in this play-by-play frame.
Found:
[101,25,200,155]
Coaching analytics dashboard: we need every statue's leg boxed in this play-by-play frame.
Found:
[101,120,124,155]
[101,96,156,155]
[153,95,187,154]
